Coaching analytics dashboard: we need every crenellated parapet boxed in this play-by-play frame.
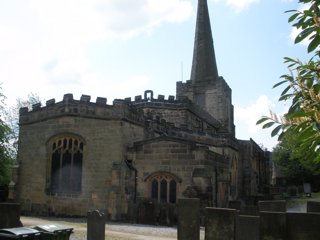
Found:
[19,90,224,139]
[19,93,145,125]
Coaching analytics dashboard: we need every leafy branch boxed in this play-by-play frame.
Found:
[257,0,320,163]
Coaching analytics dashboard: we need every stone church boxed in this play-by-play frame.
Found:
[15,0,271,221]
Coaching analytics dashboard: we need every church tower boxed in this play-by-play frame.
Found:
[176,0,235,137]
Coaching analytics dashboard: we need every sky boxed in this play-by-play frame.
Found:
[0,0,311,150]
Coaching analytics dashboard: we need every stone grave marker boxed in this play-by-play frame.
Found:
[87,210,105,240]
[205,207,238,240]
[177,198,200,240]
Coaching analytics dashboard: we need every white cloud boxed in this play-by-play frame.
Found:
[0,0,193,106]
[211,0,260,12]
[235,95,272,134]
[234,95,279,150]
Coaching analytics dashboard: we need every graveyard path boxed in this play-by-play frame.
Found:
[21,216,181,240]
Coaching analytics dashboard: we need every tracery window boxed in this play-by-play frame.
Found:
[148,173,178,203]
[48,135,84,194]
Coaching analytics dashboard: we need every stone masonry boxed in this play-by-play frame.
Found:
[15,0,271,220]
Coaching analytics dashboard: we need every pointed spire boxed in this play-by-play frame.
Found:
[190,0,219,83]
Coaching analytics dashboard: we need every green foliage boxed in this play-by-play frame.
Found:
[0,121,13,186]
[257,0,320,164]
[5,93,41,158]
[0,87,14,186]
[272,130,320,183]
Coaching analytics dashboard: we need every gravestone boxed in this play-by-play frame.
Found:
[240,205,259,216]
[177,198,200,240]
[138,200,157,225]
[258,200,286,212]
[228,200,241,210]
[303,183,311,196]
[205,208,238,240]
[260,211,286,240]
[307,201,320,213]
[236,215,260,240]
[87,210,105,240]
[0,203,22,228]
[287,212,320,240]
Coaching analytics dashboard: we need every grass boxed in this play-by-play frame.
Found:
[287,192,320,204]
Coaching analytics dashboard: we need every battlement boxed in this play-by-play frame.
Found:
[18,91,188,125]
[19,90,221,133]
[19,93,143,125]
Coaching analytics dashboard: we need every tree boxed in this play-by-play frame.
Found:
[5,93,41,158]
[272,129,320,185]
[0,87,14,186]
[257,0,320,163]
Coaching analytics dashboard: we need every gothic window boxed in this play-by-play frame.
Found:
[48,135,84,194]
[148,173,179,203]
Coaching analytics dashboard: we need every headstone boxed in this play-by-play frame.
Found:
[287,212,320,240]
[240,205,259,216]
[138,200,156,225]
[177,198,200,240]
[307,201,320,213]
[236,215,260,240]
[258,200,286,212]
[260,211,286,240]
[205,207,238,240]
[228,200,241,210]
[0,203,22,228]
[303,183,311,196]
[87,210,105,240]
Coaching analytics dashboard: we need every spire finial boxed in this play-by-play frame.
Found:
[190,0,219,83]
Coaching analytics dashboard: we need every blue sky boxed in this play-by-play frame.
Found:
[0,0,310,150]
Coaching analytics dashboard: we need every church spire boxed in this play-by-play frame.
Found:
[190,0,219,83]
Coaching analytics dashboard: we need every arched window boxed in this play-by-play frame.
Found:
[147,172,179,203]
[48,135,84,194]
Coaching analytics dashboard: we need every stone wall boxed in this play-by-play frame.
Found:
[17,111,144,218]
[129,138,230,208]
[176,77,235,137]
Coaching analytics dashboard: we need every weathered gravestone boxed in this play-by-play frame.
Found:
[239,205,259,216]
[236,215,260,240]
[87,210,105,240]
[307,201,320,213]
[260,211,286,240]
[228,200,241,210]
[138,199,157,225]
[287,212,320,240]
[0,203,22,228]
[205,208,238,240]
[258,200,286,212]
[303,183,311,196]
[177,198,200,240]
